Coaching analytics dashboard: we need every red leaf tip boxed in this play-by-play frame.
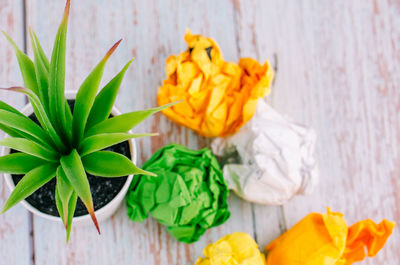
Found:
[63,0,71,21]
[0,86,26,92]
[87,204,101,234]
[105,39,122,59]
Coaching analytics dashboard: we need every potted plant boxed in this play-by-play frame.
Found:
[0,0,172,241]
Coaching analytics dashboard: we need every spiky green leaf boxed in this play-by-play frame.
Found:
[0,100,45,140]
[67,192,78,240]
[82,151,155,177]
[56,167,73,210]
[66,192,77,242]
[0,153,47,174]
[30,29,50,113]
[0,101,29,138]
[85,102,177,137]
[56,167,73,229]
[60,150,90,207]
[64,101,73,129]
[79,132,157,156]
[1,87,66,152]
[1,163,57,213]
[0,138,58,162]
[55,188,64,223]
[0,100,25,116]
[31,31,50,72]
[48,0,70,138]
[0,124,22,138]
[86,59,133,130]
[0,109,54,150]
[54,186,77,242]
[72,40,121,144]
[0,88,46,133]
[2,32,38,95]
[17,87,66,151]
[60,149,100,233]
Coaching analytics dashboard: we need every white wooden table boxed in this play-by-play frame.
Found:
[0,1,399,264]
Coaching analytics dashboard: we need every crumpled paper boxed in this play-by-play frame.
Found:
[195,232,266,265]
[266,208,396,265]
[211,100,318,205]
[126,144,230,243]
[157,30,274,137]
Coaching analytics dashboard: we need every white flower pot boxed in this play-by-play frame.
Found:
[2,90,136,225]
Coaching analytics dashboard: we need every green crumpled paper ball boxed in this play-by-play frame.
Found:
[126,144,230,243]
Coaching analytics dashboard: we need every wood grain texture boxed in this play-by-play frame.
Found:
[0,1,31,265]
[234,0,400,264]
[0,0,398,264]
[232,0,288,247]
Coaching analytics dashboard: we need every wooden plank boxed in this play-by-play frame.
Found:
[235,0,400,263]
[25,1,265,264]
[232,0,289,247]
[0,1,31,264]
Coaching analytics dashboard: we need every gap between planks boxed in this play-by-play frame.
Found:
[231,0,288,243]
[21,0,36,264]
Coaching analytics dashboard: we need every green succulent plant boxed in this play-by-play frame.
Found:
[0,0,172,241]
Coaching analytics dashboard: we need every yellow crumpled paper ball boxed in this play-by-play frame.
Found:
[265,208,395,265]
[157,30,274,137]
[195,232,266,265]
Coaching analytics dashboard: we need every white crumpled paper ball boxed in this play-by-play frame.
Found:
[211,100,318,205]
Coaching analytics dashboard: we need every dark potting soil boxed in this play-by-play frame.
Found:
[11,100,130,217]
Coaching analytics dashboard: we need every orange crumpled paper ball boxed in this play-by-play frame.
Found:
[157,30,274,137]
[265,208,395,265]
